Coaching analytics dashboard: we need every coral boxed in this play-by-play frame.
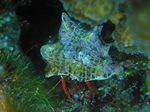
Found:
[127,0,150,57]
[110,11,123,25]
[110,0,150,57]
[60,0,118,26]
[112,20,135,54]
[40,13,123,81]
[0,11,20,53]
[108,2,140,55]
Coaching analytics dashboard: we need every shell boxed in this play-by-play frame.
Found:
[40,13,123,81]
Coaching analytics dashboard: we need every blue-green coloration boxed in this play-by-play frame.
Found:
[0,12,20,52]
[40,13,123,81]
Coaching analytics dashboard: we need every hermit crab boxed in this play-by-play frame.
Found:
[40,13,123,99]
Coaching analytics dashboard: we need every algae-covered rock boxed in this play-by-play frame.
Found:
[112,19,137,54]
[0,11,20,53]
[60,0,118,26]
[110,0,150,57]
[127,0,150,57]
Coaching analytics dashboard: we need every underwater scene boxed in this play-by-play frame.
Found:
[0,0,150,112]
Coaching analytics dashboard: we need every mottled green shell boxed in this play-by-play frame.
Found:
[40,13,123,81]
[41,43,111,81]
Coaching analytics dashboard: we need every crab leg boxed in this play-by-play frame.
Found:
[74,80,81,93]
[85,81,94,93]
[61,76,71,100]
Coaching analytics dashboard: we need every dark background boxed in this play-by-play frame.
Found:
[16,0,64,72]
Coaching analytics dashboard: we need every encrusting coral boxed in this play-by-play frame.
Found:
[0,11,20,53]
[60,0,118,26]
[127,0,150,57]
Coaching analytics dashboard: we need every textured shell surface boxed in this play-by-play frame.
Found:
[40,13,123,81]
